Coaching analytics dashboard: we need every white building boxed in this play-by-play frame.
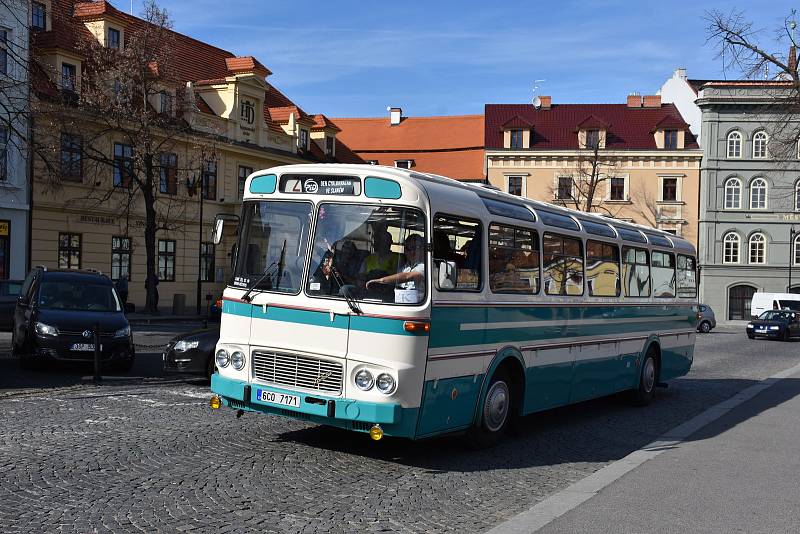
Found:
[0,0,30,279]
[658,68,707,144]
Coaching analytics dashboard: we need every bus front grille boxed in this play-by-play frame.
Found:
[251,351,343,394]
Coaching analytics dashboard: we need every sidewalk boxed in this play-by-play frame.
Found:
[490,365,800,534]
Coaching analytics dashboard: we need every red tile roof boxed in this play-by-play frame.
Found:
[484,104,699,150]
[575,114,610,130]
[225,56,271,77]
[311,114,341,132]
[501,115,534,129]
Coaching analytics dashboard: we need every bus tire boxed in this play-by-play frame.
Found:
[630,347,658,407]
[468,368,514,449]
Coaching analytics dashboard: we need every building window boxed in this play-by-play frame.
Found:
[609,177,626,201]
[238,165,252,201]
[61,63,76,92]
[159,153,177,195]
[727,131,742,158]
[159,91,173,115]
[0,29,8,76]
[58,233,81,269]
[32,2,46,31]
[202,159,217,200]
[200,242,215,282]
[794,234,800,265]
[752,131,768,159]
[557,176,573,200]
[661,177,678,202]
[664,129,678,149]
[325,136,334,156]
[60,133,82,182]
[723,232,740,264]
[724,177,742,209]
[510,129,523,149]
[795,181,800,211]
[158,239,175,281]
[748,233,766,264]
[0,126,6,182]
[395,160,413,169]
[111,236,131,281]
[507,176,522,196]
[108,28,120,49]
[298,129,308,150]
[113,143,134,187]
[749,178,767,210]
[585,129,600,149]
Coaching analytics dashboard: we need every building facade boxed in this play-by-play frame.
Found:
[485,96,703,245]
[696,81,800,320]
[0,0,30,279]
[29,0,359,312]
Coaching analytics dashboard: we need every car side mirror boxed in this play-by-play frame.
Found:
[436,260,457,290]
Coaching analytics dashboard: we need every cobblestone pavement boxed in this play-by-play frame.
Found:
[0,329,793,533]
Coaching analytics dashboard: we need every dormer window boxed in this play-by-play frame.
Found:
[108,28,121,49]
[61,63,76,92]
[585,130,600,149]
[159,91,173,116]
[32,2,46,31]
[298,129,309,151]
[325,136,334,156]
[395,160,413,169]
[510,129,523,149]
[664,130,678,149]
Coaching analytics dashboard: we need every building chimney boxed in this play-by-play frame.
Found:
[627,92,642,108]
[642,95,661,108]
[675,67,687,80]
[389,107,402,126]
[789,45,797,76]
[538,96,552,109]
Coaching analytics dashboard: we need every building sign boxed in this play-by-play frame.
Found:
[0,220,8,236]
[79,215,116,225]
[781,213,800,222]
[279,174,361,196]
[240,99,256,125]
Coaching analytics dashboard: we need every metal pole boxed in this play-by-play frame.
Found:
[93,322,101,382]
[790,226,795,293]
[197,167,204,315]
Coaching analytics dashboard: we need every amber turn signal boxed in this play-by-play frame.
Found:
[370,424,384,441]
[210,395,221,409]
[403,321,430,333]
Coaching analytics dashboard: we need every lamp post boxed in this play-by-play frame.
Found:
[188,166,204,315]
[790,225,796,293]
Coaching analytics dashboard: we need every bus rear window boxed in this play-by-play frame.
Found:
[677,255,697,298]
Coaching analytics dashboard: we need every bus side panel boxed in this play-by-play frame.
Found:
[659,331,695,381]
[523,348,574,413]
[416,374,484,436]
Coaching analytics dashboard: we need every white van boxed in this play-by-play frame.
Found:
[750,292,800,319]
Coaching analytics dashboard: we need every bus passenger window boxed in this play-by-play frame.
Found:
[489,224,539,294]
[622,247,650,297]
[433,215,481,291]
[586,240,620,297]
[676,255,697,298]
[651,251,676,298]
[543,233,583,296]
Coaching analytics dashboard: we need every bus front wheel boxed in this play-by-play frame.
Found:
[630,348,658,406]
[468,369,514,449]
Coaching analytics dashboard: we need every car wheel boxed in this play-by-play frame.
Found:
[699,321,711,334]
[112,357,135,373]
[782,329,791,342]
[747,333,755,339]
[467,368,515,449]
[630,347,658,406]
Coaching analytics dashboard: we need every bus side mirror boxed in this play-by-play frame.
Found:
[437,260,457,290]
[212,217,224,245]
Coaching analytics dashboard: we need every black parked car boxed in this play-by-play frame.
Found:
[0,279,23,331]
[746,310,800,341]
[163,327,219,379]
[12,267,135,370]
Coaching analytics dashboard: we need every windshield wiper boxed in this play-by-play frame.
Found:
[329,266,362,315]
[241,262,278,303]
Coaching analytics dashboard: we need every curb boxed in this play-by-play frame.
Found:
[485,361,800,534]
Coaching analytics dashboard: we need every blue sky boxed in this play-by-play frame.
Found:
[148,0,797,118]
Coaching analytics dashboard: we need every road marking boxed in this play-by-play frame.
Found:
[485,361,800,534]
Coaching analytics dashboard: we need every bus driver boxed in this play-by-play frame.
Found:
[366,234,425,303]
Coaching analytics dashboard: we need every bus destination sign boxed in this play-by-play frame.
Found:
[280,174,361,196]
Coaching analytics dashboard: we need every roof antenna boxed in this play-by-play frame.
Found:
[532,79,546,109]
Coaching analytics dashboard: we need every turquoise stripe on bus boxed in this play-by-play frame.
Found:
[222,300,420,336]
[249,173,277,194]
[364,177,402,199]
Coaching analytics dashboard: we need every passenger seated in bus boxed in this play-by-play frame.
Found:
[309,251,336,295]
[362,230,400,277]
[434,231,462,266]
[366,234,425,303]
[332,239,361,284]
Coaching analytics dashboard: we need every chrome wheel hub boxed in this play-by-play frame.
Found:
[483,380,509,432]
[643,357,656,393]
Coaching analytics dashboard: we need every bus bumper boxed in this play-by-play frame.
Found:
[211,374,418,439]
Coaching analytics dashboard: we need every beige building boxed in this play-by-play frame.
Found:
[29,0,359,312]
[485,95,702,245]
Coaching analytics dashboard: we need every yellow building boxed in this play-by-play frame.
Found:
[29,0,359,312]
[485,95,702,245]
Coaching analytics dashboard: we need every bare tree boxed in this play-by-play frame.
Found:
[549,142,623,217]
[34,1,211,313]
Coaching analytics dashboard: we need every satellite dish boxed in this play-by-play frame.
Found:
[532,96,542,109]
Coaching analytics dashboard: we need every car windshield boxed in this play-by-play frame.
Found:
[306,203,427,305]
[778,300,800,311]
[234,201,313,294]
[758,310,796,321]
[38,281,121,312]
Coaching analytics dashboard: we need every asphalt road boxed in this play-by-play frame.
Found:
[0,327,796,533]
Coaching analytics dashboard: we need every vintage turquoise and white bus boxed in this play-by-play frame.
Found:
[209,164,697,446]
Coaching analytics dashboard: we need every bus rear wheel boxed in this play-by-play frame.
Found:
[630,348,658,406]
[468,369,514,449]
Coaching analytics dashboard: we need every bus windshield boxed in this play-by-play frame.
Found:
[306,203,427,305]
[234,201,313,294]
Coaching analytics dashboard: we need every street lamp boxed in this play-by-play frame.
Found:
[188,168,205,315]
[790,225,797,293]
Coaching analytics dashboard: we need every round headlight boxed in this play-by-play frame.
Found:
[375,373,396,394]
[231,351,246,370]
[354,369,374,391]
[215,349,230,368]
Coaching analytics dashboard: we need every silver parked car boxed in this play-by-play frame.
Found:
[697,304,716,333]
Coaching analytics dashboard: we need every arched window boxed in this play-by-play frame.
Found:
[727,131,742,158]
[749,233,766,264]
[752,131,768,159]
[795,181,800,211]
[794,234,800,265]
[723,232,740,264]
[724,177,742,209]
[750,178,767,209]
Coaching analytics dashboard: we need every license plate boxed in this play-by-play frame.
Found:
[756,329,767,333]
[256,389,300,408]
[71,343,100,351]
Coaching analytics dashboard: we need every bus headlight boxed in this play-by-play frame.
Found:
[215,349,230,368]
[354,369,374,391]
[375,373,396,395]
[231,351,246,370]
